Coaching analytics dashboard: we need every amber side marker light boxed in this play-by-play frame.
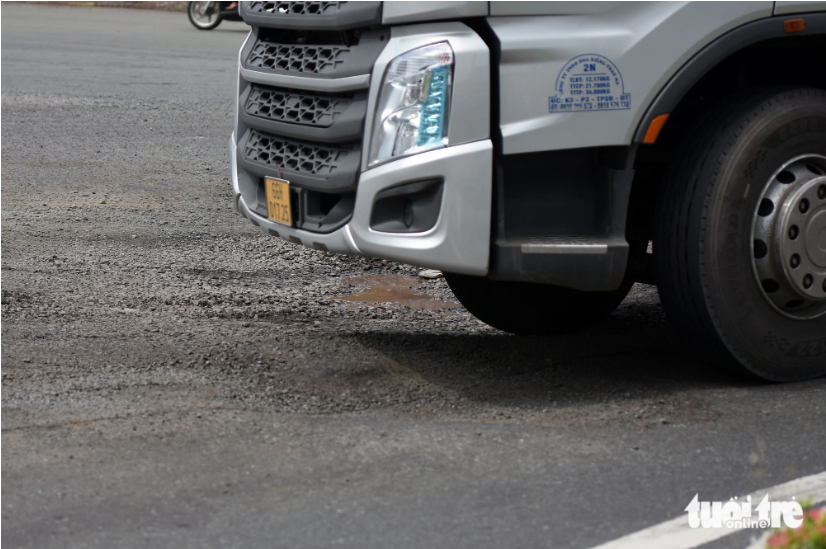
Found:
[784,18,806,33]
[643,113,670,144]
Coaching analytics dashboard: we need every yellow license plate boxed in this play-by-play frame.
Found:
[265,177,292,226]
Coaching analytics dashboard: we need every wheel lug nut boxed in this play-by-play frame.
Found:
[790,254,801,268]
[789,225,799,240]
[820,185,826,200]
[803,274,813,289]
[799,198,809,213]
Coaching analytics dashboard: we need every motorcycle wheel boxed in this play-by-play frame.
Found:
[188,1,223,30]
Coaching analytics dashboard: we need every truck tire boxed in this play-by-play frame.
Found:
[654,88,826,381]
[444,273,632,335]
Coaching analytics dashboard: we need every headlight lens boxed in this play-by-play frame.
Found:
[368,42,454,168]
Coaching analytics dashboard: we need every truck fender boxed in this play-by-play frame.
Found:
[634,12,826,142]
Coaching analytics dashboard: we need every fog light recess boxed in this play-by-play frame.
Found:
[370,179,444,234]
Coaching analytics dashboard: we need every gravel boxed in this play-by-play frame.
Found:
[0,68,681,427]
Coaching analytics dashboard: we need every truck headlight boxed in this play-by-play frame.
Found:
[368,42,453,168]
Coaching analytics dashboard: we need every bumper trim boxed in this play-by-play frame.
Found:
[231,131,493,275]
[231,132,359,255]
[237,186,361,255]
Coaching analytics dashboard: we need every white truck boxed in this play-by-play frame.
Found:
[230,1,826,381]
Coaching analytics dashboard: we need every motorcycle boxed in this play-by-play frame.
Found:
[187,2,243,31]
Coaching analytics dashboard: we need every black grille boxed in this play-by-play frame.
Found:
[240,1,381,31]
[246,1,344,15]
[245,85,352,127]
[244,130,349,176]
[247,40,350,74]
[236,2,383,227]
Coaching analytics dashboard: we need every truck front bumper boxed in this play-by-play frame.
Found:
[231,133,493,276]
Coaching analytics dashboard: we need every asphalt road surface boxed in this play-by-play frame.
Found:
[2,5,825,549]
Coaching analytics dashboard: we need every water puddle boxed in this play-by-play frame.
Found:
[335,274,460,310]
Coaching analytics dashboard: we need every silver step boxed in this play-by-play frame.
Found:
[520,236,609,255]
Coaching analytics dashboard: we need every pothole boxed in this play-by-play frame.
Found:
[334,274,460,310]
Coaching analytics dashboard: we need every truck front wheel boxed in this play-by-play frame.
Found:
[444,273,632,335]
[654,88,826,381]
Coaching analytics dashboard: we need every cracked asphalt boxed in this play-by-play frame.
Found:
[2,5,825,549]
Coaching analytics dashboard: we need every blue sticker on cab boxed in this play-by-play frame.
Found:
[549,54,631,113]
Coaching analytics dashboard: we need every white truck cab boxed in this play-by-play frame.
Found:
[230,1,826,381]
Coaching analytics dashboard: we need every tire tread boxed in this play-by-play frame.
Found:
[654,87,826,380]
